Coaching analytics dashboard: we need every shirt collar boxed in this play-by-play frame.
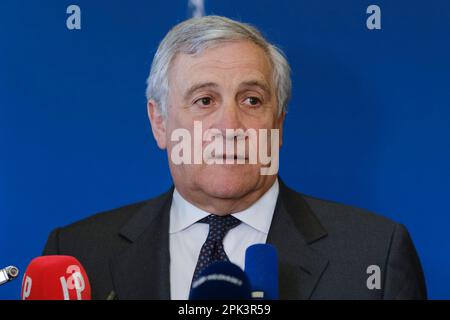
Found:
[169,179,279,234]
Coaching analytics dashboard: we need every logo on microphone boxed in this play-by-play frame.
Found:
[60,265,87,300]
[21,276,32,299]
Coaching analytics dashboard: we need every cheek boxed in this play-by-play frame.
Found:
[242,116,277,131]
[164,111,188,139]
[242,106,279,129]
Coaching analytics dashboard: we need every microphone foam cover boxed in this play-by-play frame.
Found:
[21,255,91,300]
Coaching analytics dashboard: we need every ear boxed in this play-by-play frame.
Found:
[276,112,286,148]
[147,100,167,149]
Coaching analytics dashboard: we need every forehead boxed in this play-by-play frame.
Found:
[169,40,273,90]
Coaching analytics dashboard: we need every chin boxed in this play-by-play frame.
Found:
[198,165,259,199]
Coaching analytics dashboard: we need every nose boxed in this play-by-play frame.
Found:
[213,98,244,135]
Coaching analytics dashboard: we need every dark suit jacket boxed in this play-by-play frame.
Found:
[43,180,427,299]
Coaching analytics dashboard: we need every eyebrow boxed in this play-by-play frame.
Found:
[183,82,219,100]
[183,80,272,101]
[238,80,272,97]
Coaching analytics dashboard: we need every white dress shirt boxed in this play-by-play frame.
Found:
[169,179,279,300]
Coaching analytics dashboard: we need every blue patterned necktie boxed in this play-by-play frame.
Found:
[191,214,241,283]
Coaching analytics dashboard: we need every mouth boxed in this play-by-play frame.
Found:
[211,154,249,161]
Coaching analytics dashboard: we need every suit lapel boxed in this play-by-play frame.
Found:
[109,188,173,299]
[267,180,329,299]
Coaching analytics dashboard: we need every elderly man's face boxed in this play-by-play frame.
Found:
[149,40,284,208]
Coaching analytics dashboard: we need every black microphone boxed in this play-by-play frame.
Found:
[189,261,252,300]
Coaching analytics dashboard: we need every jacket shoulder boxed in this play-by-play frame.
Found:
[43,190,172,255]
[300,192,398,234]
[60,200,147,236]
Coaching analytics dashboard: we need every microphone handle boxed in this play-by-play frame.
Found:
[106,290,117,300]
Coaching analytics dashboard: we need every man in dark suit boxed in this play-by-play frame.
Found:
[43,15,426,299]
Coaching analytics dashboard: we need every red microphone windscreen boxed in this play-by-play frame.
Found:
[21,255,91,300]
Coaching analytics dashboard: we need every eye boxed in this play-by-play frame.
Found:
[194,97,213,107]
[243,96,262,107]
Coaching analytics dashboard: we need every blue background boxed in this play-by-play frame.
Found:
[1,0,449,299]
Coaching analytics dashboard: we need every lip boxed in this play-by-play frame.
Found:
[210,154,249,160]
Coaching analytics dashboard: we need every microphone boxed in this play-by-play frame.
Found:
[189,261,252,300]
[21,255,91,300]
[0,266,19,286]
[245,243,279,300]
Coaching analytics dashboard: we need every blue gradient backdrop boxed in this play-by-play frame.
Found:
[1,0,449,299]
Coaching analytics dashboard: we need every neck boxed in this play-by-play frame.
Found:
[175,177,277,215]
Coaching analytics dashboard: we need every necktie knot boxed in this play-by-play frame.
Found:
[199,214,241,241]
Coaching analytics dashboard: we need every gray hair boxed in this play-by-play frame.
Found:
[146,15,291,117]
